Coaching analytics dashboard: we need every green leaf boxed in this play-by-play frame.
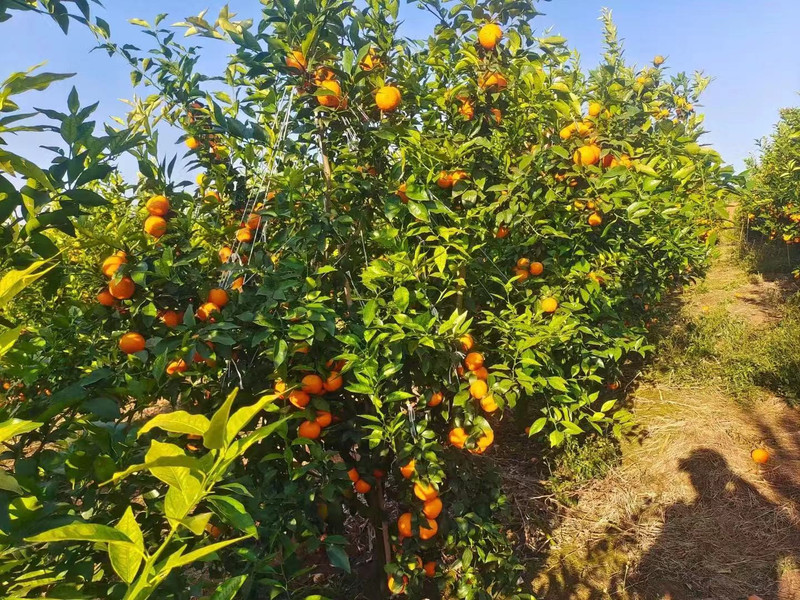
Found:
[407,200,429,222]
[0,471,23,494]
[326,545,351,573]
[109,507,144,584]
[145,441,199,488]
[211,575,248,600]
[164,536,251,570]
[527,417,547,436]
[164,475,204,523]
[433,246,447,273]
[363,300,377,326]
[224,416,290,461]
[393,286,409,312]
[225,393,278,442]
[0,418,41,444]
[137,411,211,438]
[205,389,238,450]
[26,523,133,544]
[181,512,212,535]
[207,495,257,537]
[0,260,57,308]
[0,325,22,358]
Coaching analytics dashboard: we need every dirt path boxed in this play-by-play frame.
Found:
[532,235,800,600]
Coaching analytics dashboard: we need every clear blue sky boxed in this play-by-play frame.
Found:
[2,0,799,174]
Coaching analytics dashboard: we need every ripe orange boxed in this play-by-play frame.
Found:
[236,227,253,243]
[480,395,499,413]
[298,420,321,440]
[359,48,381,71]
[109,277,135,300]
[119,332,145,354]
[588,212,603,227]
[246,213,261,230]
[196,302,220,322]
[301,374,324,395]
[459,333,475,352]
[437,171,454,189]
[451,170,468,183]
[317,79,342,109]
[654,55,665,66]
[516,257,531,270]
[289,390,310,409]
[588,102,602,117]
[414,481,438,501]
[144,215,167,238]
[464,352,484,371]
[314,66,336,84]
[496,225,509,238]
[208,288,229,308]
[323,371,343,392]
[513,267,529,282]
[473,366,489,380]
[560,123,576,140]
[375,86,402,112]
[185,136,201,150]
[529,261,544,276]
[204,191,222,203]
[397,512,413,538]
[274,380,288,399]
[423,497,442,519]
[490,107,502,124]
[400,459,416,479]
[541,297,558,313]
[97,289,115,306]
[354,479,372,494]
[315,410,332,428]
[479,71,507,91]
[573,145,601,166]
[397,182,409,204]
[160,310,181,328]
[388,575,408,595]
[423,561,436,577]
[472,428,495,454]
[231,276,244,291]
[166,358,188,376]
[285,49,307,72]
[348,467,361,482]
[478,23,502,49]
[449,427,468,448]
[101,252,127,278]
[419,518,438,540]
[469,379,488,400]
[751,448,770,464]
[428,391,443,407]
[145,195,170,216]
[459,99,475,120]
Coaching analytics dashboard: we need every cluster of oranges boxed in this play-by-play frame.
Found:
[97,251,134,307]
[143,194,170,238]
[511,257,544,283]
[277,364,345,441]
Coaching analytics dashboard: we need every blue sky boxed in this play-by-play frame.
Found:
[2,0,799,175]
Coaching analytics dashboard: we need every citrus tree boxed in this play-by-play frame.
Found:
[0,1,735,598]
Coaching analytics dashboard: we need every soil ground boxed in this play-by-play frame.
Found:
[530,232,800,600]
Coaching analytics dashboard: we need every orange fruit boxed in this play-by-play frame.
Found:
[437,171,454,189]
[145,195,170,216]
[347,467,361,482]
[119,332,145,354]
[301,374,324,395]
[144,215,167,238]
[236,227,253,243]
[751,448,770,464]
[354,479,372,494]
[185,136,201,150]
[478,23,502,50]
[166,359,188,376]
[513,268,529,281]
[375,86,402,112]
[314,66,336,84]
[101,252,127,278]
[602,153,615,168]
[469,379,488,400]
[97,289,116,306]
[298,420,321,440]
[496,225,509,238]
[573,145,601,166]
[160,310,181,328]
[414,481,438,502]
[472,428,495,454]
[478,71,507,91]
[451,170,468,183]
[560,123,576,140]
[196,302,220,322]
[397,512,413,538]
[231,276,244,291]
[464,352,484,371]
[490,107,502,124]
[423,561,436,577]
[204,191,222,203]
[588,102,602,117]
[388,575,408,595]
[108,277,135,300]
[323,371,343,392]
[428,391,443,407]
[397,182,409,204]
[208,288,229,308]
[529,261,544,276]
[588,212,603,227]
[285,49,307,72]
[654,55,665,66]
[289,390,310,409]
[315,411,332,428]
[317,79,342,108]
[459,333,475,352]
[473,366,488,380]
[400,459,416,479]
[459,99,475,120]
[541,297,558,313]
[246,213,261,230]
[449,427,468,448]
[419,518,438,540]
[359,48,381,71]
[516,257,531,270]
[480,394,499,413]
[274,380,288,399]
[422,497,442,519]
